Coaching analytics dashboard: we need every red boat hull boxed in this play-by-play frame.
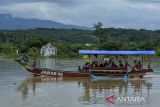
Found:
[16,61,151,78]
[24,66,146,78]
[26,67,90,77]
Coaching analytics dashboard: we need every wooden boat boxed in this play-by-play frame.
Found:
[79,50,155,78]
[17,62,145,78]
[16,50,155,78]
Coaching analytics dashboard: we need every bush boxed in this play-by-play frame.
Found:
[28,47,39,58]
[156,49,160,57]
[0,44,17,57]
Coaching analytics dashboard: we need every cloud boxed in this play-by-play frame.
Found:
[0,0,160,29]
[0,0,82,7]
[126,0,160,3]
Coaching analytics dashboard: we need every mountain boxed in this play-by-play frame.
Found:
[0,13,90,30]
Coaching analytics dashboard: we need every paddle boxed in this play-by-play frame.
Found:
[123,63,132,81]
[123,61,131,81]
[123,72,129,82]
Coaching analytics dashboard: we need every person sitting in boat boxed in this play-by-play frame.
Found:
[99,62,104,67]
[15,56,22,62]
[111,61,117,67]
[106,61,112,67]
[103,61,108,66]
[32,58,36,67]
[22,54,29,63]
[119,60,124,68]
[83,62,90,72]
[92,62,98,67]
[133,61,142,71]
[137,61,142,71]
[133,61,137,71]
[91,61,97,67]
[133,60,137,67]
[95,63,99,67]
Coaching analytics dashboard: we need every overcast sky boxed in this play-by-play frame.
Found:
[0,0,160,29]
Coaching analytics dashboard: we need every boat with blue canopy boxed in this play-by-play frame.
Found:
[78,50,155,78]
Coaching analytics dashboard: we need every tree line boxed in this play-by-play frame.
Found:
[1,24,160,57]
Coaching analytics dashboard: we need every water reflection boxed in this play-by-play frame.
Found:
[38,58,58,69]
[80,79,152,105]
[18,76,152,105]
[17,76,89,99]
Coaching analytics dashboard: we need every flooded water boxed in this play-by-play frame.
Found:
[1,57,160,107]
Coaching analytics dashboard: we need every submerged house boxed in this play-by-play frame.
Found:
[40,43,57,57]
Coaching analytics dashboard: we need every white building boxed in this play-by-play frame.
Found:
[40,43,57,57]
[85,43,92,46]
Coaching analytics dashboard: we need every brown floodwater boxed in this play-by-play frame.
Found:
[1,57,160,107]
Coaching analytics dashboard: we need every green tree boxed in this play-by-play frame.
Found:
[28,47,39,58]
[93,22,106,43]
[156,49,160,57]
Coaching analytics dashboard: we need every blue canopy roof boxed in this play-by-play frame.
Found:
[79,50,155,55]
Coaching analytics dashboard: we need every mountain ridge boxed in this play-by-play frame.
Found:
[0,13,91,30]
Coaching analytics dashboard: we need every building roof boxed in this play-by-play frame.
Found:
[41,43,56,49]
